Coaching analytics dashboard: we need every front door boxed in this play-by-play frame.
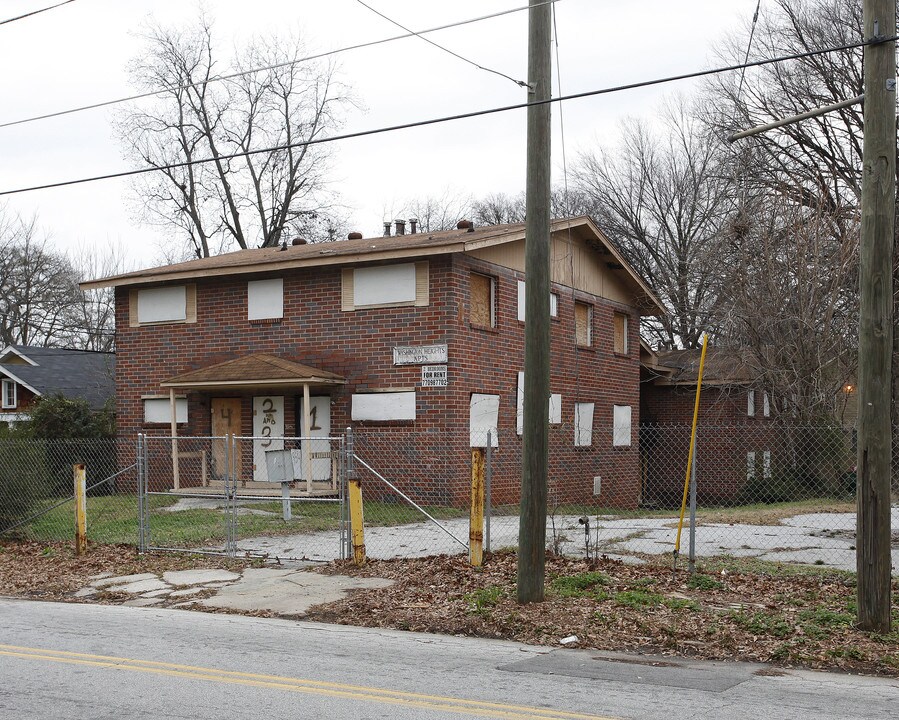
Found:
[211,398,241,480]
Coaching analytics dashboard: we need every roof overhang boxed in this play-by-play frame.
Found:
[0,367,42,397]
[159,354,346,392]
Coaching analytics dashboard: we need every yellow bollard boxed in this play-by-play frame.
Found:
[348,478,366,565]
[469,448,485,567]
[74,464,87,555]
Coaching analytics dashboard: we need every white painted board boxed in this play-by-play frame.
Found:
[549,394,562,424]
[354,264,416,306]
[574,402,595,446]
[247,278,283,320]
[137,286,186,323]
[613,404,632,447]
[517,372,562,434]
[352,392,416,421]
[253,396,284,480]
[143,398,187,424]
[469,393,500,448]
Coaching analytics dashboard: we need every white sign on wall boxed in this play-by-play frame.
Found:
[393,344,448,365]
[421,365,448,387]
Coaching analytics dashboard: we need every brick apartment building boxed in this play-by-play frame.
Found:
[83,217,664,508]
[640,347,779,505]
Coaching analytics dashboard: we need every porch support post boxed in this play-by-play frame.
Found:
[170,388,180,490]
[302,383,312,493]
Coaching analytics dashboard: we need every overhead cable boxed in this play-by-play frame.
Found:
[0,1,554,130]
[0,0,75,26]
[0,33,890,198]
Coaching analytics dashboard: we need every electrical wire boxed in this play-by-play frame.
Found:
[0,33,891,198]
[0,0,75,26]
[0,1,554,130]
[353,0,528,88]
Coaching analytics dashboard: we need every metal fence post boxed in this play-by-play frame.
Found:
[226,435,236,557]
[137,434,145,553]
[689,446,697,574]
[485,431,492,554]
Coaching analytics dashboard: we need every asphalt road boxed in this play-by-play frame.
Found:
[1,598,897,720]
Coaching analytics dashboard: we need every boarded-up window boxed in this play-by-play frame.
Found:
[574,402,594,446]
[747,390,756,417]
[143,397,188,424]
[342,262,429,310]
[470,273,495,327]
[516,371,563,434]
[351,392,416,421]
[517,280,558,321]
[763,391,770,417]
[575,302,592,346]
[613,404,632,446]
[469,393,500,447]
[248,278,283,320]
[613,312,628,354]
[747,451,756,480]
[130,285,197,326]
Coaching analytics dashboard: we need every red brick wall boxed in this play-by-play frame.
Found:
[116,251,643,507]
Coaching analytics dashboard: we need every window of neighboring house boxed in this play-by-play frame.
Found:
[469,273,496,328]
[516,280,558,321]
[341,262,429,310]
[574,402,595,447]
[130,285,197,326]
[747,389,756,417]
[763,391,770,417]
[613,312,628,355]
[613,404,632,446]
[1,379,16,409]
[143,397,188,424]
[575,302,593,347]
[351,391,416,421]
[248,278,283,320]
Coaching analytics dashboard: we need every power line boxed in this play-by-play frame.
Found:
[0,1,553,130]
[0,0,75,26]
[1,33,890,198]
[353,0,528,88]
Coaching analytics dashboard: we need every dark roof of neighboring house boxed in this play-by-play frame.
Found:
[0,345,115,409]
[79,216,666,315]
[646,348,758,387]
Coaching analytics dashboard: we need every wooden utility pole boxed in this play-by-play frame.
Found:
[857,0,895,633]
[518,0,552,604]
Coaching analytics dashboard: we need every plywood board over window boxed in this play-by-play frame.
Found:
[143,397,188,424]
[130,284,197,326]
[469,393,500,447]
[341,262,429,311]
[248,278,283,320]
[613,312,628,354]
[470,273,495,327]
[351,391,416,421]
[575,302,592,346]
[613,404,632,446]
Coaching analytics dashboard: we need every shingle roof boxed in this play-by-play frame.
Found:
[649,348,757,386]
[0,346,115,408]
[161,353,345,389]
[79,216,666,316]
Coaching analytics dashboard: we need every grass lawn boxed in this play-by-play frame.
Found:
[19,494,468,547]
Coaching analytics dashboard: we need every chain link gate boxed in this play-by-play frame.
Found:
[137,433,348,561]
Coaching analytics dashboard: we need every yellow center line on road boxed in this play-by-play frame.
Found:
[0,644,618,720]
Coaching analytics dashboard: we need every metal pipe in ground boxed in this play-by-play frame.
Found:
[689,450,697,574]
[485,431,492,553]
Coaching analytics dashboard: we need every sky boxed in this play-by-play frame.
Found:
[0,0,760,270]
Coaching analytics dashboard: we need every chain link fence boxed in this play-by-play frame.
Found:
[0,437,138,543]
[2,424,896,572]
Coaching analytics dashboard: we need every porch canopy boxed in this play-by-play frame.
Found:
[159,353,346,490]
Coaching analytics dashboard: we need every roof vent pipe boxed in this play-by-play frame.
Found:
[409,218,418,234]
[395,219,406,236]
[383,221,391,237]
[291,237,307,246]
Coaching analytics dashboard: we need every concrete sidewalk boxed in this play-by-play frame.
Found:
[76,565,393,616]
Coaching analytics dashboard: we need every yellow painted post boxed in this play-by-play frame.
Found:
[74,463,87,555]
[348,478,366,565]
[469,448,485,566]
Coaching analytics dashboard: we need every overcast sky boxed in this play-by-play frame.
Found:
[0,0,759,270]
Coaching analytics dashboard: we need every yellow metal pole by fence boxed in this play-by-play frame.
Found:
[73,463,87,556]
[348,478,366,565]
[674,334,708,567]
[469,448,486,566]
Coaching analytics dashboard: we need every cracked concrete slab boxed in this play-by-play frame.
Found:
[162,569,240,586]
[92,573,157,588]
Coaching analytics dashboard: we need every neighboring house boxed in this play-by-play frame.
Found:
[0,345,116,426]
[640,347,779,505]
[82,216,664,508]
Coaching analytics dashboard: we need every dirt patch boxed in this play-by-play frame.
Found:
[2,540,897,677]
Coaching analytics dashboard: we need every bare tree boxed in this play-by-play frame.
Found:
[0,210,81,347]
[117,17,352,257]
[572,99,735,349]
[471,192,526,225]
